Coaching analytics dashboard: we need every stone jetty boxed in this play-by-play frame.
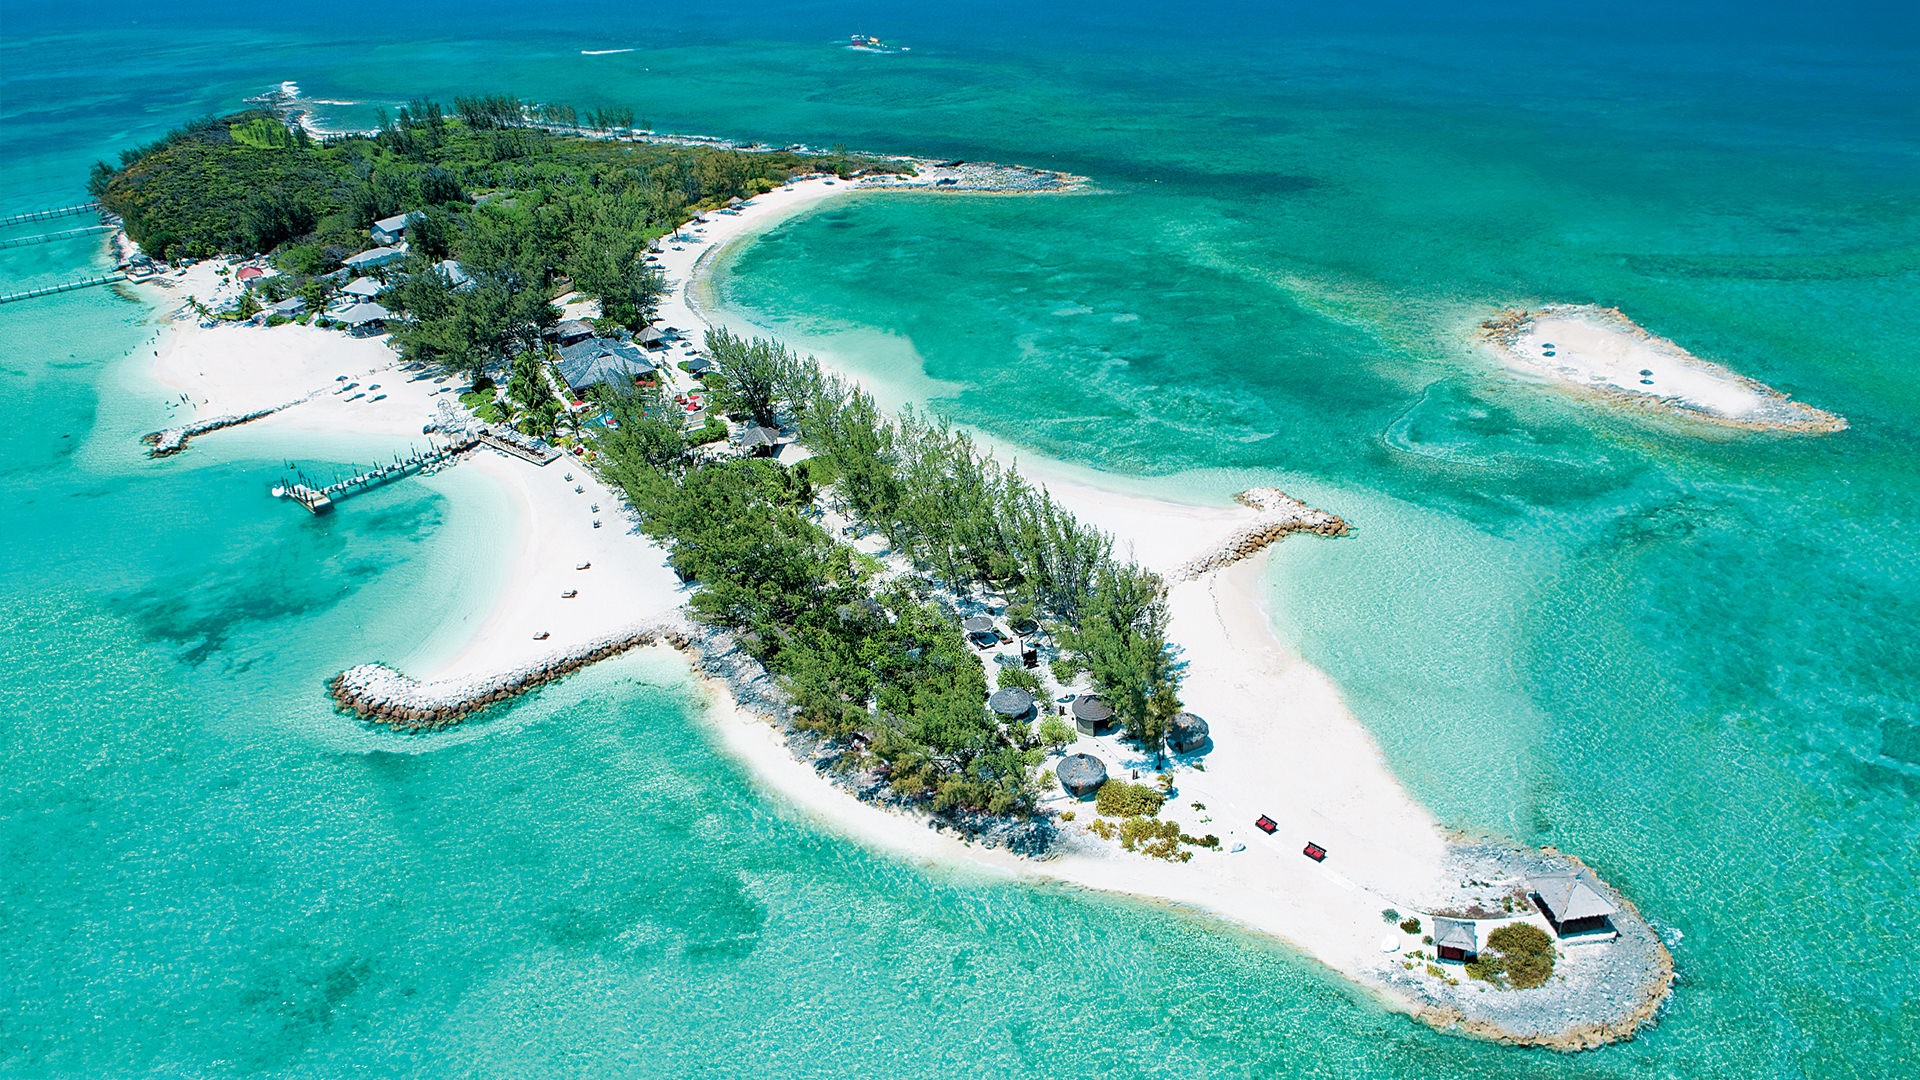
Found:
[1169,488,1349,581]
[331,617,696,729]
[143,393,314,457]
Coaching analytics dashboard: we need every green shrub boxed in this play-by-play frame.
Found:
[1118,816,1187,861]
[1037,716,1075,752]
[689,414,727,446]
[996,664,1042,693]
[1382,909,1401,924]
[1467,923,1557,989]
[1094,779,1164,818]
[1399,917,1422,935]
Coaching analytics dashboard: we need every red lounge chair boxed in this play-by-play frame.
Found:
[1255,815,1277,834]
[1303,843,1327,862]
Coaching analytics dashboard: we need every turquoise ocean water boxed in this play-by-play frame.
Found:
[2,4,1916,1075]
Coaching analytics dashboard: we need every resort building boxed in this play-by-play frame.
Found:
[988,687,1037,724]
[1432,918,1478,963]
[1167,712,1210,754]
[1071,694,1115,735]
[433,259,475,291]
[370,210,425,245]
[340,277,383,300]
[555,337,654,394]
[332,301,392,336]
[553,319,596,347]
[1529,870,1621,940]
[343,245,407,273]
[1056,753,1108,799]
[267,296,306,318]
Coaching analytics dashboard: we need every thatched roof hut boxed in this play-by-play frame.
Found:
[988,687,1036,722]
[1071,694,1115,735]
[1432,917,1478,962]
[1529,870,1620,937]
[1056,753,1107,798]
[1167,712,1210,754]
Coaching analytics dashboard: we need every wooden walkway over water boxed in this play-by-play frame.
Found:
[274,438,478,513]
[0,202,100,228]
[0,272,127,305]
[0,224,114,251]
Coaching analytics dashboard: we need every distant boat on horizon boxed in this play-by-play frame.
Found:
[847,34,907,53]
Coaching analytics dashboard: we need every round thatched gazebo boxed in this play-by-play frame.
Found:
[1167,712,1210,754]
[1056,753,1108,799]
[988,687,1036,723]
[1071,694,1115,736]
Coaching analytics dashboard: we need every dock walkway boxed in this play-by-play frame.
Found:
[275,438,478,513]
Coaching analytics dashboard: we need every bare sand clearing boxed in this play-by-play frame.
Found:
[1481,304,1845,432]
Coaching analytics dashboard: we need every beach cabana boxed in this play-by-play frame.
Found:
[333,301,392,336]
[1167,712,1210,754]
[736,425,781,455]
[1056,753,1107,799]
[1529,870,1619,939]
[1433,918,1478,963]
[683,355,715,376]
[988,687,1036,724]
[556,337,654,394]
[267,296,306,317]
[637,326,667,350]
[1071,694,1115,736]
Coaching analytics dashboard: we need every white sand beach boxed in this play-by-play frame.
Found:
[1481,303,1846,432]
[132,176,1665,1044]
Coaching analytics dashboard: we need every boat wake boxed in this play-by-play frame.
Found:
[581,48,636,56]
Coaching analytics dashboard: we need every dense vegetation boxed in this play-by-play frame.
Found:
[591,332,1186,816]
[97,102,899,369]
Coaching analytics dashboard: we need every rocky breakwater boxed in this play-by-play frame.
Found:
[143,396,310,457]
[331,616,698,730]
[1169,488,1350,581]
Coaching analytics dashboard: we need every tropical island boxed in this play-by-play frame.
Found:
[98,97,1673,1049]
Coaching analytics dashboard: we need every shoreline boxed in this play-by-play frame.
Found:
[125,161,1671,1049]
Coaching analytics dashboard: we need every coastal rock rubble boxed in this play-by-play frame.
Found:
[1384,843,1676,1051]
[1168,488,1350,581]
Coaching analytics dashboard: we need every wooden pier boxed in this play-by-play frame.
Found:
[0,272,127,305]
[0,202,100,229]
[274,438,478,514]
[0,224,114,251]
